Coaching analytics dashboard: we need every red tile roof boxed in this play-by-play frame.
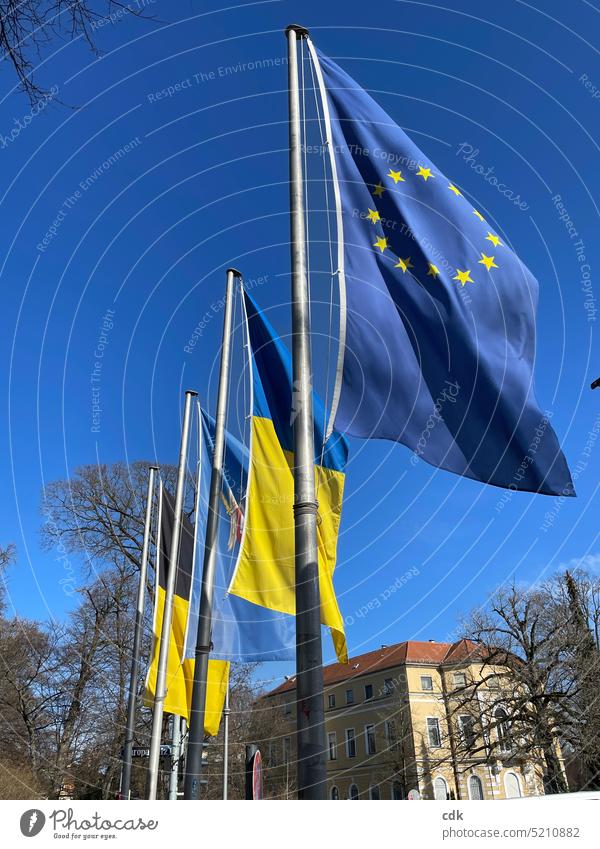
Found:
[267,639,482,696]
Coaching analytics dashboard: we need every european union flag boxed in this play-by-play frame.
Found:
[310,43,573,496]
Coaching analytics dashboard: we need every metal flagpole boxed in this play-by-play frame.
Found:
[183,268,239,800]
[120,464,158,800]
[222,679,230,800]
[147,389,197,800]
[168,715,181,800]
[285,23,327,800]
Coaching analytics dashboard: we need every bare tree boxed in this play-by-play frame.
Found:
[0,1,152,102]
[548,569,600,789]
[43,565,140,799]
[41,461,186,587]
[459,584,574,793]
[0,543,16,614]
[201,671,299,800]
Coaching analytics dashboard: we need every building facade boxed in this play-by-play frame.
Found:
[266,639,558,800]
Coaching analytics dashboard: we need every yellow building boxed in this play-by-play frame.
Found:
[266,639,557,800]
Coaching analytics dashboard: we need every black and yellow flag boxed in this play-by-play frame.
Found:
[144,485,229,735]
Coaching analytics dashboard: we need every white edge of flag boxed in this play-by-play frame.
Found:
[306,37,347,442]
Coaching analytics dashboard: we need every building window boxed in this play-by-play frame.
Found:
[369,784,381,800]
[331,785,340,800]
[383,678,394,695]
[495,707,511,751]
[327,693,336,709]
[505,771,522,798]
[434,776,448,800]
[365,724,377,755]
[348,783,359,800]
[453,672,466,688]
[468,775,484,800]
[427,717,442,748]
[346,688,354,705]
[392,781,404,800]
[385,719,397,749]
[345,728,356,758]
[328,732,337,761]
[284,701,292,716]
[364,683,373,701]
[268,741,278,766]
[458,715,476,750]
[488,674,500,689]
[283,736,291,764]
[421,675,433,691]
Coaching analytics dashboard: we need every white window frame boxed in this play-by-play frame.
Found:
[453,671,467,688]
[330,785,340,800]
[348,783,359,800]
[421,675,433,691]
[383,677,394,696]
[345,727,356,758]
[504,771,522,798]
[328,731,337,761]
[364,723,377,755]
[433,775,448,800]
[468,774,484,800]
[426,716,442,748]
[494,706,511,752]
[327,693,336,709]
[458,714,476,749]
[369,784,381,800]
[346,688,354,704]
[364,683,373,701]
[385,719,397,749]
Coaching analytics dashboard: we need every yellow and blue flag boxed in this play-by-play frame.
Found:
[228,291,348,663]
[144,484,229,736]
[184,408,296,663]
[309,42,573,496]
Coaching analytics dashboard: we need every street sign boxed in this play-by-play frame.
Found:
[245,746,263,800]
[129,745,171,759]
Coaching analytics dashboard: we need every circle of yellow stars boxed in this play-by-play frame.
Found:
[366,163,504,288]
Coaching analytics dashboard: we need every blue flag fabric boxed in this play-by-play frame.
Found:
[311,44,573,496]
[183,409,295,662]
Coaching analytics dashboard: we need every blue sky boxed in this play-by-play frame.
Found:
[2,0,600,690]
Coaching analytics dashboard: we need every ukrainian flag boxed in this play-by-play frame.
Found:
[229,291,348,663]
[144,484,229,736]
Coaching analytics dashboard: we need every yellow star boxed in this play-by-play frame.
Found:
[416,166,434,181]
[427,263,440,278]
[395,256,414,273]
[448,184,462,196]
[473,209,485,222]
[387,169,406,184]
[486,232,503,247]
[366,208,381,224]
[453,269,474,286]
[478,253,499,271]
[372,182,386,197]
[373,236,388,253]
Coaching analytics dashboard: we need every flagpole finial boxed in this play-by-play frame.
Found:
[226,268,242,278]
[285,24,309,38]
[185,390,199,396]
